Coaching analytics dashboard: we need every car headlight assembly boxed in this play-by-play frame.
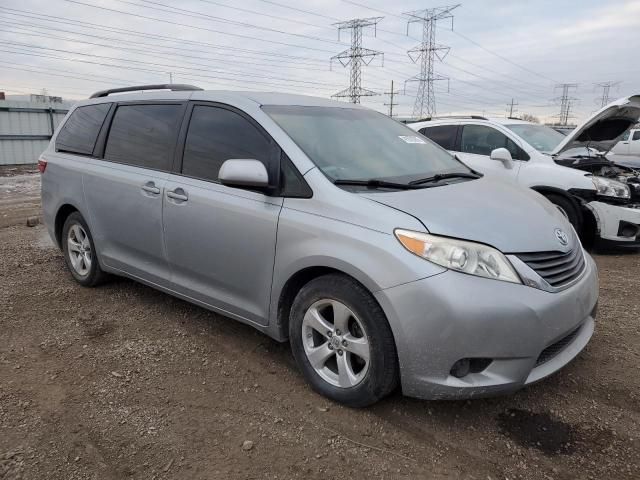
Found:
[395,229,522,284]
[592,176,630,199]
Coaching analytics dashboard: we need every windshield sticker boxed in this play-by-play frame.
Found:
[398,135,427,144]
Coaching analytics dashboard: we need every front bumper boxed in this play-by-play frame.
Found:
[586,201,640,248]
[375,254,598,400]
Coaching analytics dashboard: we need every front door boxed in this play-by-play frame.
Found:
[455,124,524,181]
[163,104,282,325]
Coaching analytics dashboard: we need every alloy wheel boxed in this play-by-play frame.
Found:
[67,224,92,276]
[301,299,370,388]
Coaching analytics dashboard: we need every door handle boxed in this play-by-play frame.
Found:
[167,188,188,202]
[141,182,160,195]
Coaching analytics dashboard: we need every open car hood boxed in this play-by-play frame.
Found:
[551,95,640,157]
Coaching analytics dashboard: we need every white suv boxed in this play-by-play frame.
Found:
[610,127,640,156]
[409,95,640,249]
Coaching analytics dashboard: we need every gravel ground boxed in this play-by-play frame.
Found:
[1,169,639,479]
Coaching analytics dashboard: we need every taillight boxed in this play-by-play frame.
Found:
[38,158,47,173]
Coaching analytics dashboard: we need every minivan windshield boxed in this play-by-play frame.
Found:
[263,106,471,184]
[505,124,565,153]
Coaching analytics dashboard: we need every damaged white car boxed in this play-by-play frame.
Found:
[411,95,640,250]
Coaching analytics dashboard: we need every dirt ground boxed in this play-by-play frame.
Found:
[1,169,639,480]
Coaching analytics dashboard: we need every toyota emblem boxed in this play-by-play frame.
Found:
[555,228,569,246]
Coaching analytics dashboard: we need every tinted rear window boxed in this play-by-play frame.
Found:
[419,125,458,150]
[104,104,183,171]
[55,103,111,155]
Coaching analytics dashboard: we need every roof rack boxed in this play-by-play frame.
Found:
[89,84,203,99]
[405,115,488,124]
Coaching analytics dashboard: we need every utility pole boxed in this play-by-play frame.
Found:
[553,83,578,126]
[330,17,384,104]
[384,80,400,117]
[168,72,173,83]
[404,4,459,119]
[594,81,620,108]
[507,98,518,118]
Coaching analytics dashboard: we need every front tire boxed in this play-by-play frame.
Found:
[544,193,582,232]
[289,274,399,407]
[62,212,107,287]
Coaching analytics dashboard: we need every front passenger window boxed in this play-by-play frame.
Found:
[461,125,527,160]
[182,106,273,182]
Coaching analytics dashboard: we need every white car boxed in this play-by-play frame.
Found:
[409,95,640,249]
[610,127,640,156]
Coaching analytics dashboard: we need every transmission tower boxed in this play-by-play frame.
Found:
[330,17,384,104]
[507,98,518,118]
[384,80,400,117]
[553,83,578,126]
[404,5,459,118]
[594,81,620,108]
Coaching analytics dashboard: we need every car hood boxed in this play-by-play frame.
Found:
[551,94,640,156]
[361,177,577,253]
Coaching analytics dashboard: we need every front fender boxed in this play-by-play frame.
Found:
[269,204,446,328]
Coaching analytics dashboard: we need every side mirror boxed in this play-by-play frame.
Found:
[490,148,514,168]
[219,159,269,189]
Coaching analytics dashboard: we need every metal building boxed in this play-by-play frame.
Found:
[0,96,73,165]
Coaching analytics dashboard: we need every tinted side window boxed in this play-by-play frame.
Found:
[419,125,457,150]
[104,104,182,171]
[182,105,273,182]
[633,131,640,141]
[56,103,111,155]
[461,125,528,160]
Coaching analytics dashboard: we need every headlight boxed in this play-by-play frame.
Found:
[395,229,521,284]
[592,176,630,199]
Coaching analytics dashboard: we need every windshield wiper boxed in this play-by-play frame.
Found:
[408,172,481,186]
[334,179,428,190]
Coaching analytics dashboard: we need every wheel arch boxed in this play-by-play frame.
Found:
[54,203,80,248]
[530,185,597,241]
[274,265,384,342]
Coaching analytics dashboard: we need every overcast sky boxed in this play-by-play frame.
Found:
[1,0,639,123]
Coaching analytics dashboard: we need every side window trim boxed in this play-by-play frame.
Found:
[175,101,282,189]
[93,103,117,158]
[101,100,188,173]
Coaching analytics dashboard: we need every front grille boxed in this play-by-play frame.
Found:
[517,248,585,288]
[535,325,582,367]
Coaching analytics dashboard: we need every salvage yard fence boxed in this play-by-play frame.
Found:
[0,100,73,165]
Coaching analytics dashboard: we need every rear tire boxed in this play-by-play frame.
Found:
[289,274,399,407]
[62,212,108,287]
[544,193,582,232]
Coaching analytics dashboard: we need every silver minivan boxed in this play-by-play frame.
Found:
[41,85,598,407]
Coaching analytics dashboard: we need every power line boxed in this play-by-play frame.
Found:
[193,0,336,32]
[0,49,338,95]
[254,0,340,21]
[331,17,384,103]
[0,40,343,89]
[0,23,338,73]
[121,0,344,46]
[61,0,337,53]
[0,8,331,63]
[404,5,459,118]
[443,29,560,84]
